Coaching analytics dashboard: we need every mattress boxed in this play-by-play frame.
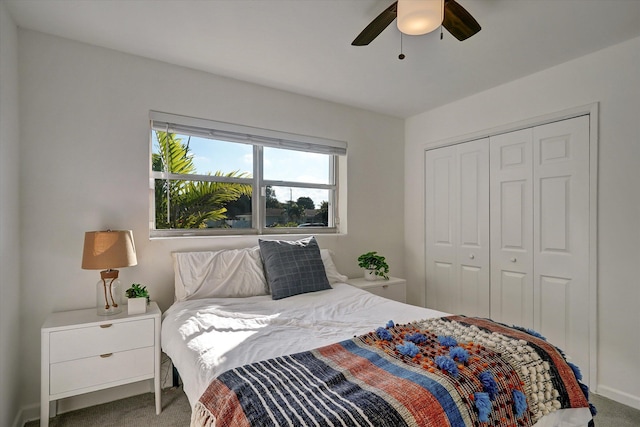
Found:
[161,282,593,426]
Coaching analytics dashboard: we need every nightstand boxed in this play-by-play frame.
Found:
[40,302,161,426]
[347,276,407,303]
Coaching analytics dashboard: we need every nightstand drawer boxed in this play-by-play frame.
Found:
[347,277,407,303]
[364,282,406,302]
[50,318,154,363]
[50,346,154,395]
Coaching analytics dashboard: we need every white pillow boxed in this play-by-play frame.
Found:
[320,249,348,284]
[172,247,268,301]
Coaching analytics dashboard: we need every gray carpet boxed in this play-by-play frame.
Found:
[589,393,640,427]
[25,388,640,426]
[25,387,191,427]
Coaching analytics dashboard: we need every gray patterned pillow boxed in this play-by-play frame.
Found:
[258,236,331,300]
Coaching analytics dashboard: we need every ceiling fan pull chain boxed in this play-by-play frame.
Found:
[398,33,405,60]
[440,25,444,40]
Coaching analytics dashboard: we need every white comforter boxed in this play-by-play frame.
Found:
[161,282,447,407]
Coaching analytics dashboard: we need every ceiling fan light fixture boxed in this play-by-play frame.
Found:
[397,0,444,36]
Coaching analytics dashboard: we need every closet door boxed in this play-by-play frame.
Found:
[489,116,591,385]
[490,129,534,328]
[425,146,457,313]
[533,116,590,384]
[457,141,490,317]
[425,139,489,316]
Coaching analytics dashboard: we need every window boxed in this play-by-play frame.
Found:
[149,112,346,237]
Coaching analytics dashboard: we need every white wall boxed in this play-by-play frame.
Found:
[404,36,640,409]
[16,30,404,417]
[0,2,22,426]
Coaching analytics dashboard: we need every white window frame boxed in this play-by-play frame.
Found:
[149,111,346,238]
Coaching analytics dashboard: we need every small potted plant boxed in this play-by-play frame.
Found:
[357,251,389,281]
[125,283,150,315]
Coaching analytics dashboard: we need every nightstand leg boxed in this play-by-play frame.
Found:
[155,378,161,414]
[154,314,162,414]
[39,401,49,427]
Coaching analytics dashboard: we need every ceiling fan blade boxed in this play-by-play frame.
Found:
[351,1,398,46]
[443,0,481,41]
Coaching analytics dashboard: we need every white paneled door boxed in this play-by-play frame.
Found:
[490,116,590,384]
[489,128,534,329]
[425,115,592,386]
[425,138,490,317]
[533,116,590,385]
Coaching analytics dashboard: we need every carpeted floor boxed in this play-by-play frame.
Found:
[25,387,191,427]
[25,387,640,426]
[589,393,640,427]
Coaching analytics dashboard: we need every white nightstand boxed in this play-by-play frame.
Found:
[347,276,407,303]
[40,302,162,426]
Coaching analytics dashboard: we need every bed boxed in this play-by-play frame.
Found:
[161,238,595,427]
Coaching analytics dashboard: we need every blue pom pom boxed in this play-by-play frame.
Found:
[568,362,583,381]
[478,371,499,400]
[474,392,492,422]
[438,335,458,347]
[406,333,427,344]
[396,341,420,357]
[449,346,469,363]
[376,327,392,341]
[579,382,590,399]
[512,389,527,418]
[435,355,459,377]
[526,328,546,340]
[386,320,395,328]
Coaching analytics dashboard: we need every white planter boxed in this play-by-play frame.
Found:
[127,297,147,315]
[364,269,378,281]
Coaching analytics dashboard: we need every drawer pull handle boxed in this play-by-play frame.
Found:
[100,324,112,328]
[100,353,113,358]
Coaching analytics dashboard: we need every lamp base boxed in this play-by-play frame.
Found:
[97,269,122,316]
[97,301,122,316]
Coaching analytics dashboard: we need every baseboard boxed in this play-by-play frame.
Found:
[596,384,640,411]
[14,402,38,427]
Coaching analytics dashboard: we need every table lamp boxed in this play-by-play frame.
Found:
[82,230,137,315]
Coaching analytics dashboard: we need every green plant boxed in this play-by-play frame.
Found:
[357,251,389,279]
[125,283,150,302]
[153,131,252,229]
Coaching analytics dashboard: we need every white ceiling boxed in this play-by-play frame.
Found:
[5,0,640,118]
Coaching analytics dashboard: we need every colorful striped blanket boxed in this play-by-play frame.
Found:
[192,316,593,427]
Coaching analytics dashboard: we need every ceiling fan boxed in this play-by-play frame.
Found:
[352,0,481,46]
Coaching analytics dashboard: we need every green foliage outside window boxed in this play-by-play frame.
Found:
[153,131,252,229]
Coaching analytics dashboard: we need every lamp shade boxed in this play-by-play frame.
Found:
[82,230,137,270]
[397,0,444,36]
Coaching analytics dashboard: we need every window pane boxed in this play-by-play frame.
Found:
[263,147,330,184]
[266,186,330,228]
[154,179,252,229]
[152,131,252,176]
